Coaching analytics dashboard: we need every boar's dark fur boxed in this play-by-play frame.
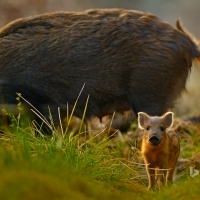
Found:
[0,8,199,127]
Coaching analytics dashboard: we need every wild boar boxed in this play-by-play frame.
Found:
[138,112,180,190]
[0,8,199,129]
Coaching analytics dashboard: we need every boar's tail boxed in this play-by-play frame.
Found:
[176,20,185,33]
[176,20,200,62]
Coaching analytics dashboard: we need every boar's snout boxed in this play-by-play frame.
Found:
[149,134,161,145]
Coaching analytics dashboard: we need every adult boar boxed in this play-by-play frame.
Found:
[0,8,199,128]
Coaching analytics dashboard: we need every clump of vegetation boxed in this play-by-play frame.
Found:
[0,98,200,199]
[0,103,146,200]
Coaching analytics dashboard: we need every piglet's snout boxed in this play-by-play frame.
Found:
[149,134,161,145]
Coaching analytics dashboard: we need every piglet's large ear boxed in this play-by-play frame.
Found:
[162,112,174,128]
[138,112,149,129]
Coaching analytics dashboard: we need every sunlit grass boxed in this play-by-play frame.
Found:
[0,89,200,199]
[1,108,200,200]
[0,107,147,199]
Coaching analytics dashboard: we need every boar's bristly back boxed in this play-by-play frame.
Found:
[0,8,199,126]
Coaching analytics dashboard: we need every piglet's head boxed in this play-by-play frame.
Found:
[138,112,174,146]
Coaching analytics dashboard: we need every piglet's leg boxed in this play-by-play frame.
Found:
[166,164,176,184]
[146,165,156,190]
[157,168,167,190]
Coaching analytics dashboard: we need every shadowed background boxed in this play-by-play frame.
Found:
[0,0,200,117]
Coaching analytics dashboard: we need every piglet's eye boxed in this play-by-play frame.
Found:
[160,126,165,131]
[146,126,151,131]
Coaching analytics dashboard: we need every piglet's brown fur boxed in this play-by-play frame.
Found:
[138,112,180,190]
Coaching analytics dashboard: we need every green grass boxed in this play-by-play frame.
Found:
[0,110,200,200]
[0,114,146,200]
